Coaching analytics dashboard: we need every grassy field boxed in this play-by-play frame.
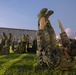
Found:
[0,52,76,75]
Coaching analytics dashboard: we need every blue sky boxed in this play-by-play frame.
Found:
[0,0,76,38]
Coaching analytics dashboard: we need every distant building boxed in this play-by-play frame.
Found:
[0,27,37,43]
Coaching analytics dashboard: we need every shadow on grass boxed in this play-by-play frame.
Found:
[3,53,21,59]
[0,61,6,67]
[21,54,35,60]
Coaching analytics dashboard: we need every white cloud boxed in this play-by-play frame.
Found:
[65,28,72,36]
[57,28,76,39]
[65,28,76,39]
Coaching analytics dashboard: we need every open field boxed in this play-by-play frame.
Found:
[0,52,76,75]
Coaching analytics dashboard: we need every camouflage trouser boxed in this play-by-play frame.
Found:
[36,30,45,65]
[36,22,61,68]
[22,42,26,52]
[60,32,70,47]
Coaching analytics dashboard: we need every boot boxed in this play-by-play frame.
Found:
[44,10,54,20]
[37,8,48,20]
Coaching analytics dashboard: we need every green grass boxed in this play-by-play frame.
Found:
[0,53,76,75]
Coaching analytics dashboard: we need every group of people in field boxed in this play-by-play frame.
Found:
[0,8,76,70]
[0,32,37,54]
[0,32,12,54]
[12,34,30,53]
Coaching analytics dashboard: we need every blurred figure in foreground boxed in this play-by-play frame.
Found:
[36,8,76,70]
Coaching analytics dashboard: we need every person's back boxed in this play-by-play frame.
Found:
[21,34,27,43]
[0,32,7,50]
[0,32,7,46]
[5,33,12,46]
[21,34,27,52]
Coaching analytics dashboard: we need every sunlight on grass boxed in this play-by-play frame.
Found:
[0,54,27,75]
[0,55,6,59]
[0,53,76,75]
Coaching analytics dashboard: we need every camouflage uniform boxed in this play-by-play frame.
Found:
[37,8,61,68]
[4,33,12,53]
[3,33,11,53]
[21,34,27,52]
[37,8,75,68]
[37,8,76,69]
[12,34,27,53]
[5,33,12,46]
[60,32,76,57]
[12,39,25,54]
[0,32,7,50]
[60,32,70,47]
[0,32,10,54]
[56,31,76,70]
[26,35,29,49]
